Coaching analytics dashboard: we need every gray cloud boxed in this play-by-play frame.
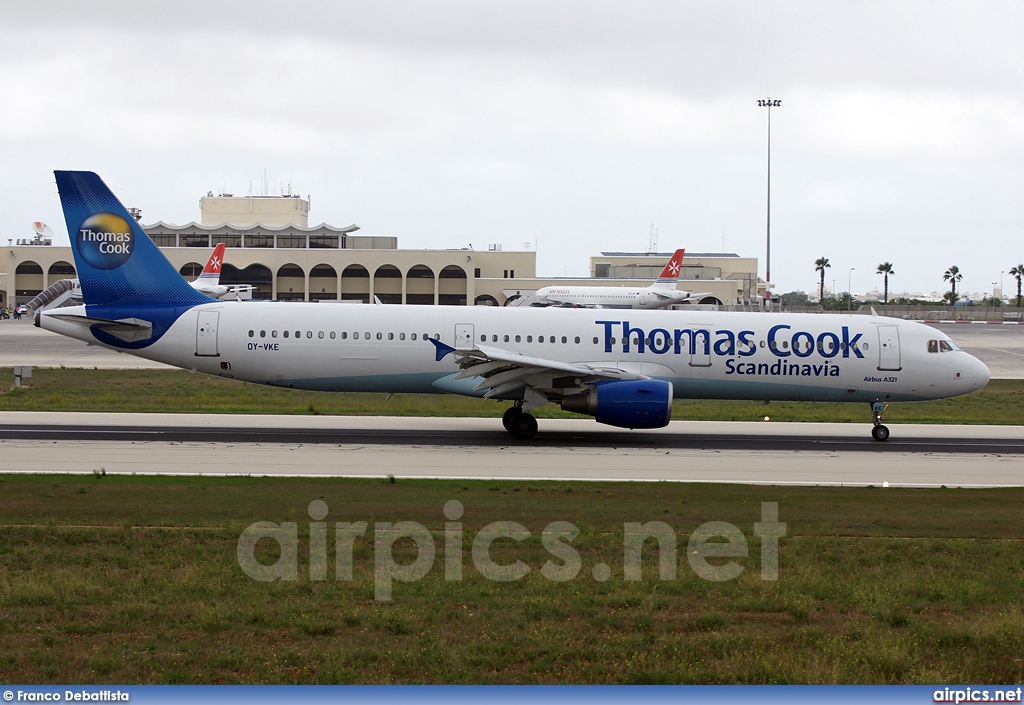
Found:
[2,1,1023,296]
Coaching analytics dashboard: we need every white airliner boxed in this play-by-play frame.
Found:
[39,172,990,441]
[188,243,254,301]
[527,249,709,309]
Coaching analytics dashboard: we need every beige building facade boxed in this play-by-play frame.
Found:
[2,194,762,309]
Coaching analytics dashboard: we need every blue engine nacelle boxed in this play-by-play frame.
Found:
[560,379,674,429]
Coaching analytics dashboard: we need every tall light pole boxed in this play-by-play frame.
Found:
[848,267,855,312]
[758,97,781,311]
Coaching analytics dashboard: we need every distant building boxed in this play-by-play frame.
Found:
[1,194,762,309]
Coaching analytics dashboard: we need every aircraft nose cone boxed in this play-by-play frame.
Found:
[970,355,991,389]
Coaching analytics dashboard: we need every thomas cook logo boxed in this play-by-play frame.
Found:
[76,213,135,270]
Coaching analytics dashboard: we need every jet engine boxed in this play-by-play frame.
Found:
[560,379,674,429]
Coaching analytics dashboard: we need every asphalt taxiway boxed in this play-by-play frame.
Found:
[1,413,1021,487]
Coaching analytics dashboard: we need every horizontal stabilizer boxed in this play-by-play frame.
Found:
[46,312,153,343]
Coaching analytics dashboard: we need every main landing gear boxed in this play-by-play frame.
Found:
[502,404,538,440]
[871,401,890,442]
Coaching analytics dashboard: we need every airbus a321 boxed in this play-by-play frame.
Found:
[39,172,990,441]
[526,249,710,309]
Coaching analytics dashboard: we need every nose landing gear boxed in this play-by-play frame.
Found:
[871,401,890,441]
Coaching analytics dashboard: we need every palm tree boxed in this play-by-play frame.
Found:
[943,265,962,303]
[1010,264,1024,308]
[814,257,831,303]
[876,262,894,304]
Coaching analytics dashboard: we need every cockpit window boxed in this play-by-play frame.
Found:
[928,340,939,353]
[939,340,954,352]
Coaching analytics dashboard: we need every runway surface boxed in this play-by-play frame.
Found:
[1,412,1022,487]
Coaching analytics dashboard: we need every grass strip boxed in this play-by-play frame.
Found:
[0,475,1022,683]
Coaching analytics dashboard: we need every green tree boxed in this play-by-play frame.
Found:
[814,257,831,303]
[943,290,959,306]
[1009,264,1024,308]
[780,291,811,308]
[943,265,962,303]
[876,262,894,304]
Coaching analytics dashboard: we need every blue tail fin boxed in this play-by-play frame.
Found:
[55,171,211,307]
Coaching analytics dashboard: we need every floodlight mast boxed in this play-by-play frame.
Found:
[758,98,781,311]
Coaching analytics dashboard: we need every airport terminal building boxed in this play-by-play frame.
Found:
[1,193,763,309]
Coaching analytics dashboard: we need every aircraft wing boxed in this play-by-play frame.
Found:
[431,339,647,399]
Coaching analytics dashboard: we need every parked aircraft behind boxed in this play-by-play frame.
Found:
[39,172,990,441]
[526,249,710,309]
[188,243,254,300]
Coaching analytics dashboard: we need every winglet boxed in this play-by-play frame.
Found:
[430,337,456,362]
[656,249,685,283]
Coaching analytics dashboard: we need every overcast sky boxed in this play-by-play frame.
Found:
[2,1,1022,297]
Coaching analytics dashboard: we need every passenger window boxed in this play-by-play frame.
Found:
[271,330,278,338]
[330,331,336,339]
[411,333,417,341]
[388,332,393,340]
[759,340,765,348]
[319,331,325,339]
[283,330,290,338]
[527,336,533,343]
[562,336,567,344]
[341,332,347,339]
[366,332,371,339]
[353,332,360,340]
[515,335,522,343]
[504,335,510,343]
[550,336,555,343]
[781,340,788,349]
[295,331,300,339]
[307,331,313,339]
[480,335,486,342]
[248,330,254,338]
[260,330,266,338]
[399,333,405,341]
[939,340,953,352]
[377,332,383,340]
[862,343,868,351]
[492,335,498,342]
[575,336,580,344]
[593,337,598,344]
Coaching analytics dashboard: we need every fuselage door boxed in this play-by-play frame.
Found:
[455,323,475,350]
[877,325,901,371]
[688,328,712,368]
[195,310,220,357]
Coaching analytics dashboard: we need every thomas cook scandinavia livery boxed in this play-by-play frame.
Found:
[40,171,991,441]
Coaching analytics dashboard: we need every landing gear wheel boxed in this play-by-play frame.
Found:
[871,424,890,442]
[502,406,519,432]
[508,412,538,440]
